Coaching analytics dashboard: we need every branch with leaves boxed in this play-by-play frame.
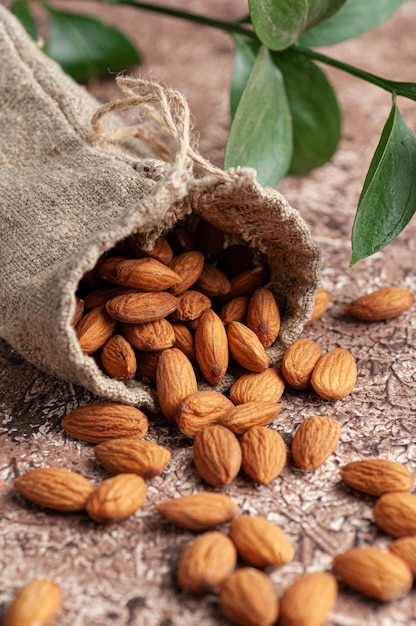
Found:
[10,0,416,265]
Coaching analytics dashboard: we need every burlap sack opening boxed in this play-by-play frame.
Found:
[0,6,321,411]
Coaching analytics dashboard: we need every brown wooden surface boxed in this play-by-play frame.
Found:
[1,1,416,624]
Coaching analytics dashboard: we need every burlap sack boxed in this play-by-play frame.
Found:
[0,6,320,411]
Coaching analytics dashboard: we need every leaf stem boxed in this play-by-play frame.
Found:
[108,0,256,38]
[292,43,416,101]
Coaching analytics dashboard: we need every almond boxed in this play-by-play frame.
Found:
[169,289,211,322]
[98,255,129,283]
[226,320,269,372]
[229,515,294,568]
[305,286,330,325]
[240,426,287,484]
[278,572,338,626]
[85,473,147,523]
[389,537,416,575]
[101,334,137,382]
[156,348,198,420]
[99,257,181,291]
[219,401,282,435]
[373,492,416,537]
[230,368,285,404]
[171,322,195,361]
[195,308,229,386]
[193,424,242,487]
[94,437,171,479]
[246,287,281,348]
[221,265,267,302]
[169,250,205,295]
[344,286,414,321]
[219,567,279,626]
[195,263,231,297]
[105,291,178,324]
[281,338,322,390]
[340,458,413,496]
[3,579,61,626]
[75,305,117,354]
[84,286,136,309]
[177,531,237,593]
[175,391,234,437]
[14,467,94,512]
[291,416,340,470]
[71,295,85,326]
[127,234,174,265]
[310,347,357,401]
[156,492,239,530]
[219,295,250,324]
[123,318,175,351]
[61,401,149,443]
[332,546,413,601]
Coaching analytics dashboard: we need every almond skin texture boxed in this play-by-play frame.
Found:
[311,347,357,401]
[291,416,340,470]
[75,305,117,354]
[246,287,281,348]
[123,318,175,351]
[169,251,205,295]
[14,467,94,512]
[389,537,416,575]
[340,458,413,496]
[156,492,238,531]
[177,531,237,593]
[223,265,267,302]
[105,291,178,324]
[219,567,279,626]
[305,286,330,325]
[344,286,414,320]
[195,308,229,386]
[85,473,147,523]
[84,286,136,309]
[101,334,137,382]
[94,437,171,479]
[219,296,250,325]
[373,492,416,537]
[169,289,211,322]
[195,263,231,297]
[3,579,61,626]
[241,426,287,484]
[226,321,270,372]
[99,257,181,291]
[171,322,195,361]
[219,401,282,435]
[332,546,413,601]
[281,338,322,390]
[193,424,242,487]
[230,368,285,404]
[229,515,294,568]
[61,401,149,443]
[175,391,234,437]
[156,348,198,420]
[279,572,338,626]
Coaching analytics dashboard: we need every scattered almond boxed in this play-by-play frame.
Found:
[219,401,282,435]
[100,334,137,382]
[94,437,171,479]
[230,367,285,404]
[156,492,239,531]
[176,531,237,593]
[75,305,117,354]
[281,338,322,390]
[240,426,287,484]
[175,391,234,437]
[105,291,178,324]
[169,250,205,295]
[246,287,280,348]
[219,295,250,324]
[123,318,175,351]
[3,579,62,626]
[229,515,294,568]
[195,308,229,386]
[85,473,147,523]
[171,322,196,360]
[389,536,416,575]
[305,286,330,324]
[61,401,149,443]
[332,546,413,601]
[373,492,416,537]
[193,424,242,487]
[219,567,279,626]
[278,572,338,626]
[169,289,211,323]
[311,347,357,401]
[291,416,340,470]
[99,256,181,291]
[14,467,94,512]
[156,348,198,420]
[195,263,231,298]
[344,286,414,321]
[340,458,413,496]
[226,321,270,372]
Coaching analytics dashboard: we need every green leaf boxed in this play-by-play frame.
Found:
[10,0,38,41]
[273,50,341,174]
[224,46,292,187]
[351,101,416,265]
[248,0,346,50]
[43,7,140,82]
[300,0,405,46]
[230,36,260,119]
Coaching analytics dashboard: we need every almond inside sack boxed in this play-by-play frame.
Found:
[0,6,320,410]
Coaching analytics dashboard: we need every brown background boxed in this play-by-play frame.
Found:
[1,1,416,624]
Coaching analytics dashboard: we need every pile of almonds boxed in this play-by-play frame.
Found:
[5,215,415,626]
